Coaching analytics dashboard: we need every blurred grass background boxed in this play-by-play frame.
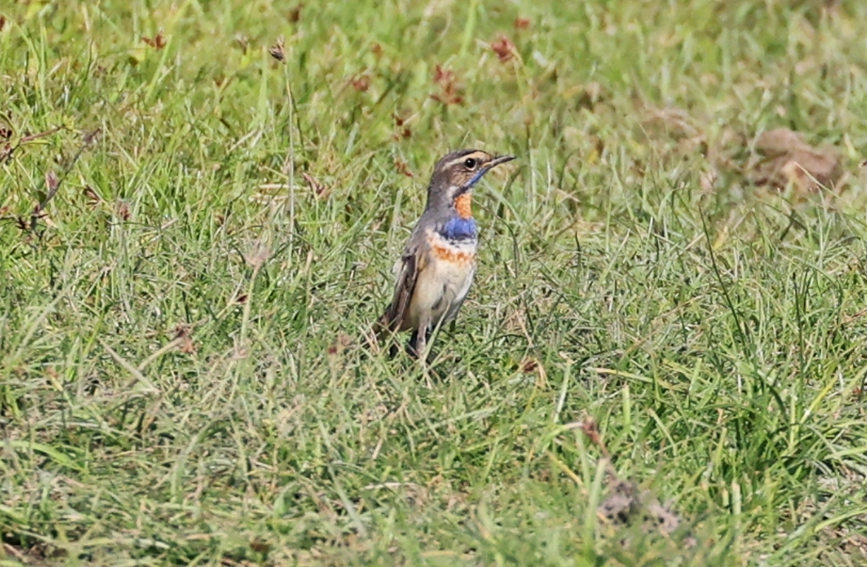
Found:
[1,0,867,564]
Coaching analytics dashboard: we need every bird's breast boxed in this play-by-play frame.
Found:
[405,231,477,328]
[428,231,477,266]
[440,216,477,241]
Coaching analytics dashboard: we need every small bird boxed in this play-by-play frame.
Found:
[375,149,515,359]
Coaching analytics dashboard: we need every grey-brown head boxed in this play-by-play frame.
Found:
[425,149,515,212]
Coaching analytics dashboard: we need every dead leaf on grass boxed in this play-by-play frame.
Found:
[514,17,531,30]
[142,32,167,49]
[394,159,414,178]
[750,127,841,193]
[431,64,463,106]
[491,34,517,62]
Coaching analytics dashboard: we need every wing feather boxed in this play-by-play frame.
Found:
[376,245,422,338]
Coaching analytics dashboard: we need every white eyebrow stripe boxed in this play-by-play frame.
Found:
[444,151,490,169]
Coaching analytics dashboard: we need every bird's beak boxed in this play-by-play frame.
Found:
[461,154,517,192]
[487,154,516,169]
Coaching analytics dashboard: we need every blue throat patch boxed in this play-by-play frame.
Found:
[466,167,491,189]
[441,216,477,240]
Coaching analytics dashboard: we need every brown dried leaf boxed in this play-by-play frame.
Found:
[349,73,370,92]
[394,159,414,178]
[514,17,531,30]
[431,65,463,105]
[751,128,841,192]
[142,32,166,49]
[491,34,517,62]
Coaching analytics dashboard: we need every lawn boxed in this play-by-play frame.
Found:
[2,0,866,565]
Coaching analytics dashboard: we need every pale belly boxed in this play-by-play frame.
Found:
[404,236,477,331]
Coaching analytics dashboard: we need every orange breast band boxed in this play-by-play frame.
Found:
[431,243,476,264]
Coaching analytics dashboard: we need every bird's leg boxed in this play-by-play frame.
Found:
[413,329,427,361]
[417,318,435,386]
[408,316,431,362]
[407,330,420,358]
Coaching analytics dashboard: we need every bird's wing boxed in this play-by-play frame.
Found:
[376,239,426,337]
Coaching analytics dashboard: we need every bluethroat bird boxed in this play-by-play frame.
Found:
[375,149,516,359]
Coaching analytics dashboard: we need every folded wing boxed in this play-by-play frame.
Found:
[376,245,422,337]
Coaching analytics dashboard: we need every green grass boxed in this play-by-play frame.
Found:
[2,0,867,565]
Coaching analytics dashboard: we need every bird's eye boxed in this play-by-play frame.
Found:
[464,158,477,169]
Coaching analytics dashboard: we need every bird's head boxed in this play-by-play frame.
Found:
[426,149,515,216]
